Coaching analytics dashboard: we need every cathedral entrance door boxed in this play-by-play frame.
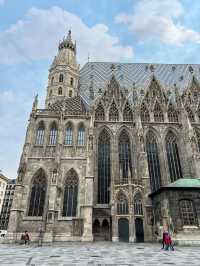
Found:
[135,218,144,243]
[118,218,129,242]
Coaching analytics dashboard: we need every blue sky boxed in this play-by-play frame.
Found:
[0,0,200,178]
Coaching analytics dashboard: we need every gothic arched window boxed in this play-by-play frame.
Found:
[51,77,54,85]
[69,90,72,97]
[154,102,164,122]
[65,124,73,145]
[58,87,62,95]
[119,130,132,183]
[141,103,150,122]
[146,131,162,192]
[77,125,85,146]
[195,129,200,152]
[95,103,105,121]
[123,102,133,121]
[179,200,197,226]
[59,73,64,83]
[49,123,57,145]
[186,107,195,123]
[62,169,78,217]
[168,104,179,122]
[117,192,129,215]
[166,131,182,182]
[28,169,47,216]
[134,192,143,216]
[98,129,111,204]
[109,102,119,121]
[35,122,45,145]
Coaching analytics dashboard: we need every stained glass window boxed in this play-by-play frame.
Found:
[65,124,73,145]
[35,122,45,145]
[49,123,57,145]
[77,125,85,146]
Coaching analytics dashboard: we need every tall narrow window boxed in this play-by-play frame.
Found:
[59,74,64,82]
[28,169,47,216]
[166,131,182,182]
[195,129,200,152]
[119,130,132,183]
[109,102,119,121]
[179,200,197,226]
[77,125,85,146]
[146,131,162,192]
[35,122,45,145]
[123,102,133,121]
[98,129,111,204]
[117,192,129,215]
[95,103,105,121]
[69,90,72,97]
[51,77,54,85]
[58,87,62,95]
[168,104,179,122]
[134,192,143,216]
[62,169,78,217]
[70,77,74,86]
[141,103,150,122]
[154,102,164,122]
[186,107,195,122]
[65,124,73,145]
[49,123,57,145]
[197,105,200,122]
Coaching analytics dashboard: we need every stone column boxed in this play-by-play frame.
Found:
[112,215,118,242]
[129,215,135,242]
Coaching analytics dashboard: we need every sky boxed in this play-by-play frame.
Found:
[0,0,200,178]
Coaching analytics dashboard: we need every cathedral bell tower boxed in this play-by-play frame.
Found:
[45,30,79,107]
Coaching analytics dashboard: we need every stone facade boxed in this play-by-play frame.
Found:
[0,174,8,217]
[6,31,200,244]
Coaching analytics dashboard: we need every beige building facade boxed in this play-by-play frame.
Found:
[0,174,8,216]
[6,31,200,244]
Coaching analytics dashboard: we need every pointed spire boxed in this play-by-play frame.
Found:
[32,94,38,112]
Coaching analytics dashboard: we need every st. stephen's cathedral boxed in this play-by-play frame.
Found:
[6,31,200,244]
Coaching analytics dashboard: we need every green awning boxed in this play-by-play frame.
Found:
[166,178,200,188]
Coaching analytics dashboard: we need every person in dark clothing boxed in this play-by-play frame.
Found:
[162,231,168,249]
[24,231,30,245]
[164,233,174,251]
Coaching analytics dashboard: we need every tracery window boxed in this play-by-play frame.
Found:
[154,102,164,122]
[119,130,132,183]
[109,102,119,121]
[166,131,182,182]
[134,192,143,216]
[95,103,105,121]
[35,122,45,145]
[77,125,85,146]
[186,107,195,123]
[59,74,64,83]
[98,129,111,204]
[117,192,129,215]
[141,103,150,122]
[65,124,73,145]
[28,169,47,216]
[123,103,133,121]
[179,200,197,226]
[58,87,62,95]
[49,123,57,145]
[168,104,179,122]
[146,131,162,192]
[62,169,78,217]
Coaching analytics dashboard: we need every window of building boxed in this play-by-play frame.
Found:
[51,77,54,85]
[134,192,143,216]
[62,169,78,217]
[65,125,73,145]
[35,122,45,145]
[59,74,64,83]
[117,192,129,215]
[49,123,57,145]
[77,126,85,146]
[49,89,52,97]
[166,131,182,182]
[69,90,72,97]
[28,169,46,216]
[118,130,132,183]
[179,200,197,226]
[195,129,200,152]
[95,103,105,121]
[168,104,179,122]
[146,131,162,192]
[98,129,111,204]
[154,102,164,122]
[141,103,150,122]
[70,77,74,86]
[58,87,62,95]
[123,102,133,121]
[109,102,119,121]
[186,107,195,123]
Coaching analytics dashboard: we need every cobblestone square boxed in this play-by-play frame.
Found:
[0,242,199,266]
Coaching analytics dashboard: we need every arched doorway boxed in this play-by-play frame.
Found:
[118,218,129,242]
[135,218,144,243]
[93,219,100,241]
[102,219,110,241]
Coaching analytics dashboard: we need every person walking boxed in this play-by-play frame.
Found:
[24,231,30,245]
[164,232,174,251]
[161,231,168,250]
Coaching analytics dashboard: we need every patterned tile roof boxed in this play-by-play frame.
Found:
[79,62,200,105]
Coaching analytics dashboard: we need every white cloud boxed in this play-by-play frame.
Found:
[115,0,200,46]
[0,6,134,65]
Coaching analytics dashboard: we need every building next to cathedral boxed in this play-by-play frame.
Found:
[6,30,200,244]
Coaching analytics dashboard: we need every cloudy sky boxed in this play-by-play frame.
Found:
[0,0,200,178]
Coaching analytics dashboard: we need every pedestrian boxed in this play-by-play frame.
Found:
[161,231,168,250]
[24,231,30,245]
[164,232,174,251]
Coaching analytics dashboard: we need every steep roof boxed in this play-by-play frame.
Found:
[79,62,200,105]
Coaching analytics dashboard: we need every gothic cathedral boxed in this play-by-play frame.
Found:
[7,31,200,244]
